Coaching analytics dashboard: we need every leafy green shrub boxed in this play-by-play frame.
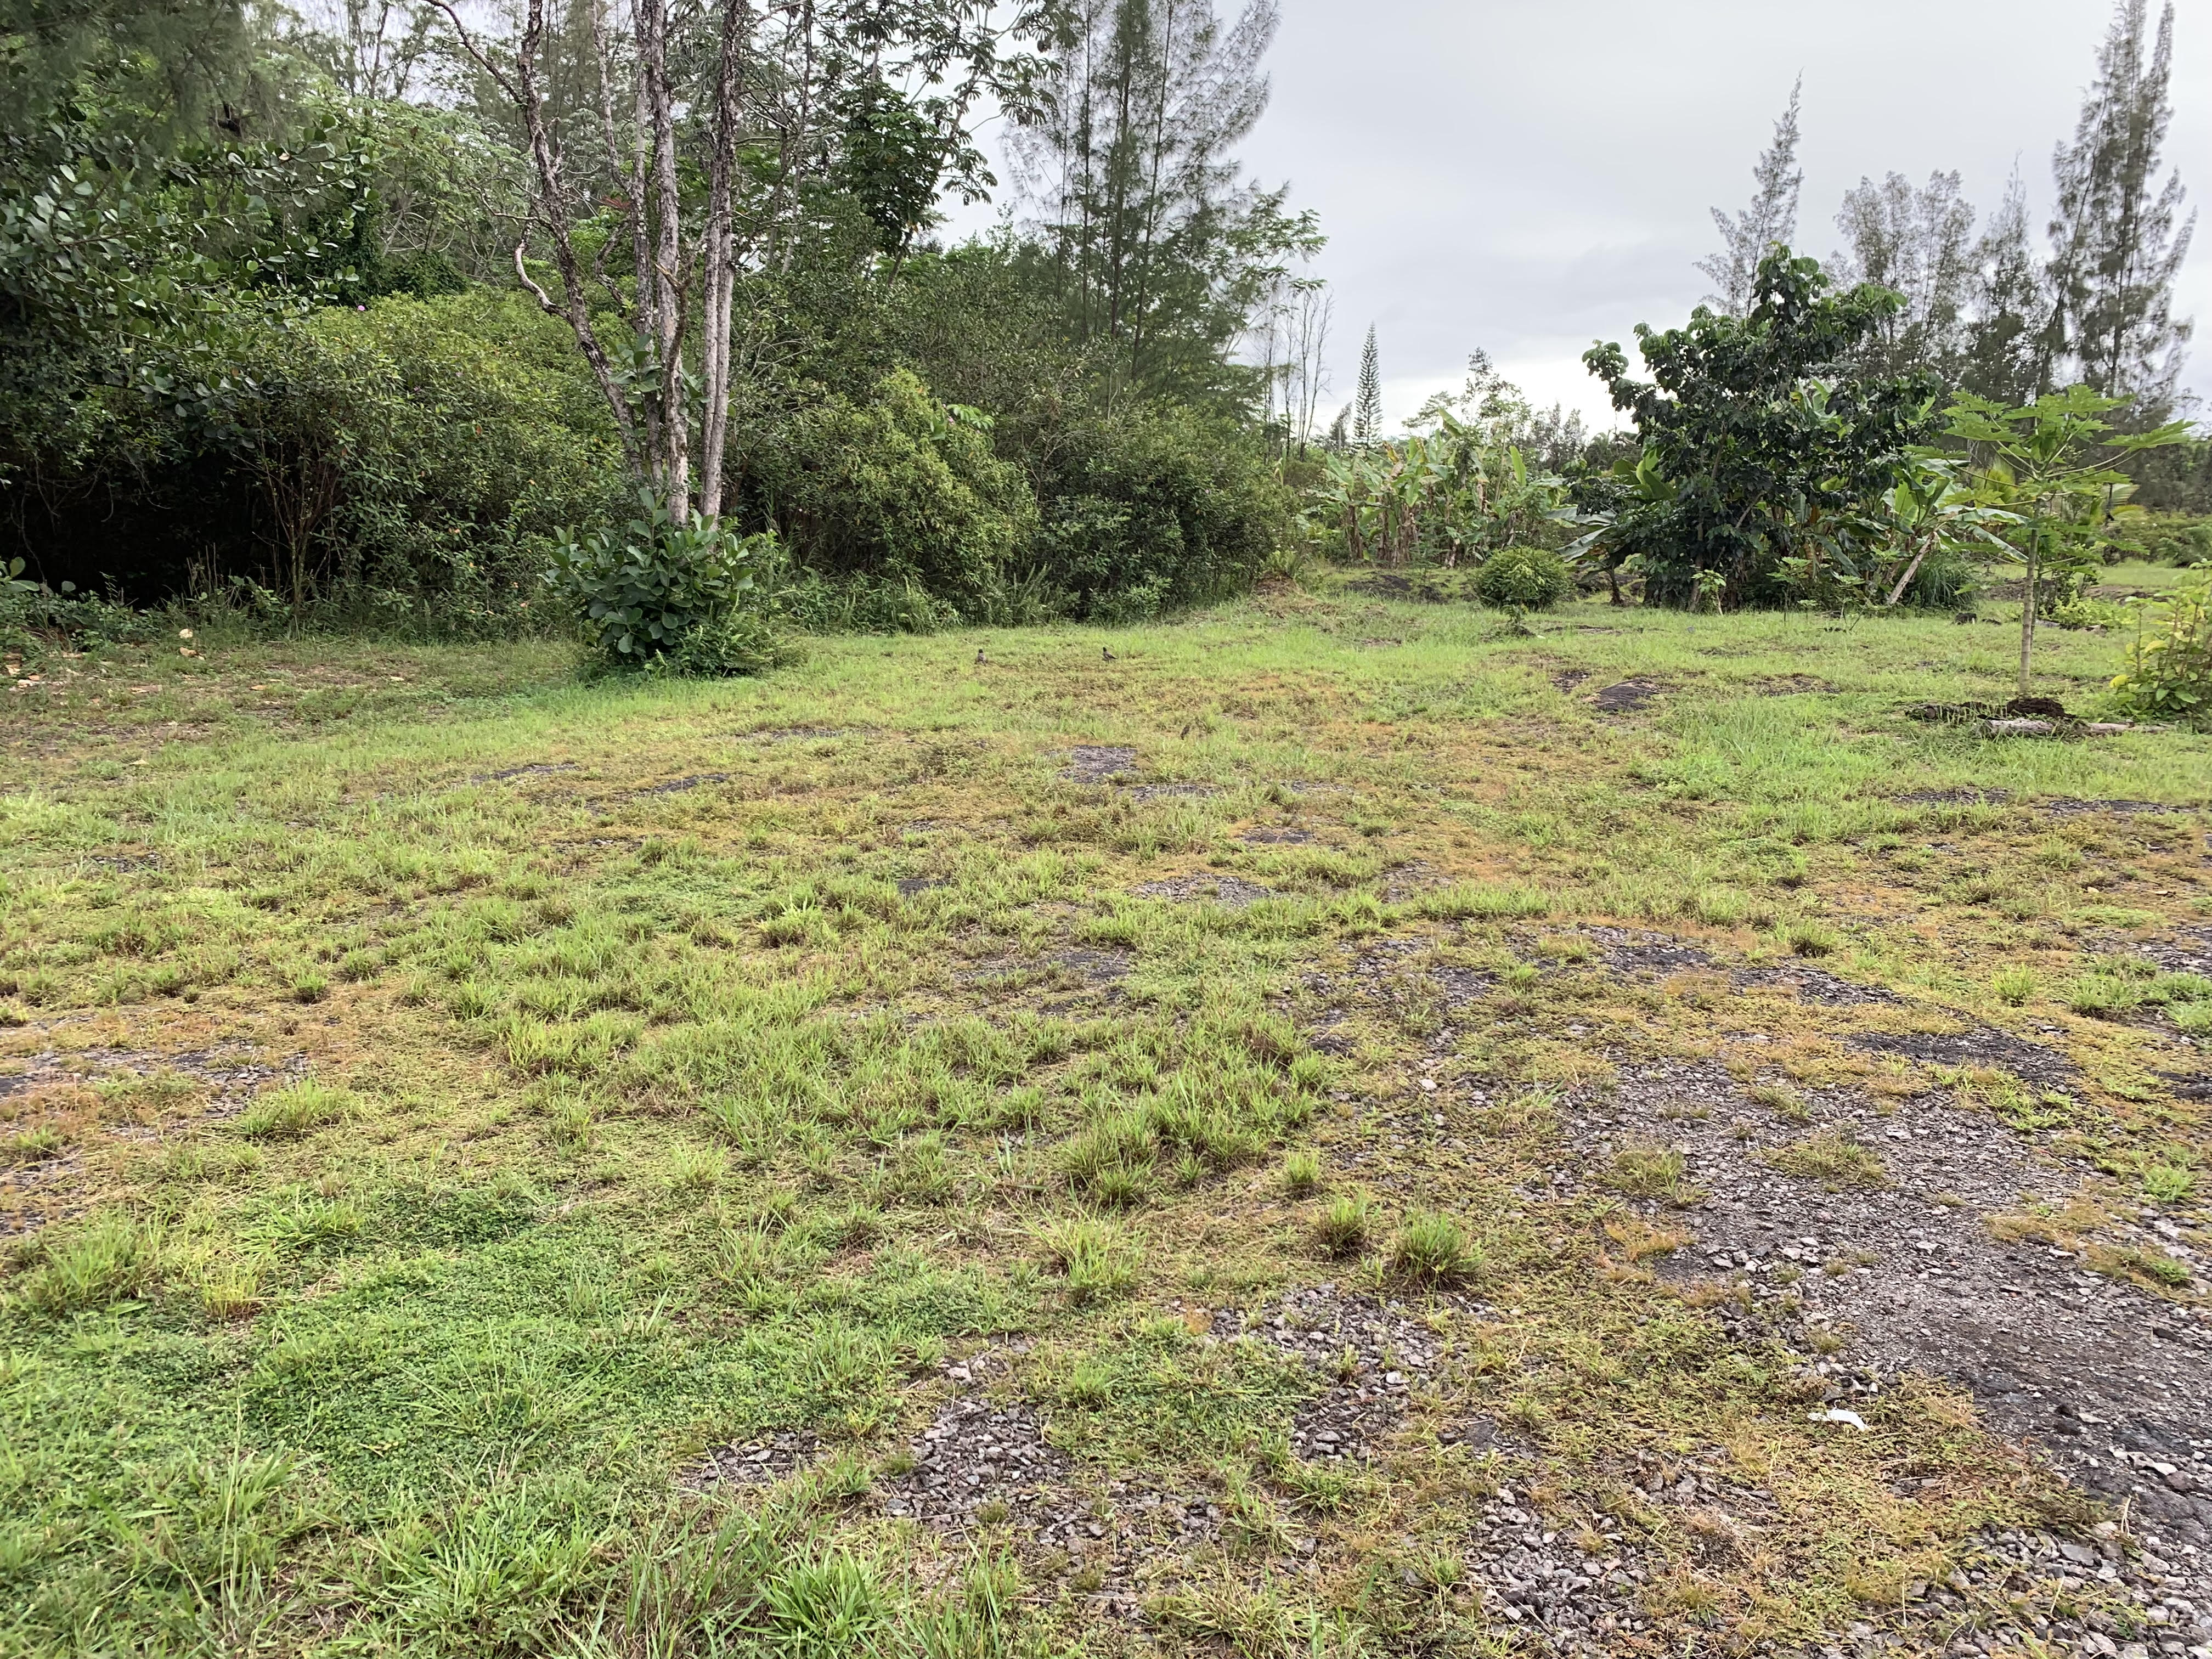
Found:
[1475,545,1575,610]
[2134,517,2212,567]
[1028,405,1289,620]
[547,501,783,675]
[2111,574,2212,728]
[11,289,623,628]
[766,370,1036,619]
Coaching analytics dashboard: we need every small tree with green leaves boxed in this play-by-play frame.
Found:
[1944,387,2190,695]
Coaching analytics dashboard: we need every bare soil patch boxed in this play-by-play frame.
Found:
[1560,1048,2212,1572]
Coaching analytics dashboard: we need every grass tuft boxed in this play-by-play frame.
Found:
[1601,1144,1700,1204]
[1767,1129,1887,1189]
[1312,1192,1372,1258]
[235,1080,351,1141]
[14,1214,156,1314]
[1385,1210,1480,1284]
[1041,1217,1139,1304]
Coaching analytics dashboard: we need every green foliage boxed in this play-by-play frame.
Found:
[1584,249,1940,608]
[548,499,782,675]
[2132,516,2212,567]
[1946,387,2193,695]
[2111,571,2212,727]
[235,1080,353,1139]
[1475,545,1575,610]
[1029,405,1288,620]
[768,371,1036,619]
[13,1213,157,1313]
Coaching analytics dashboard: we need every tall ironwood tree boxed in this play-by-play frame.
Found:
[1008,0,1295,405]
[1830,170,1978,381]
[1697,77,1804,317]
[2046,0,2195,419]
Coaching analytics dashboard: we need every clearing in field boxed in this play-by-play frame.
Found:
[3,586,2210,1657]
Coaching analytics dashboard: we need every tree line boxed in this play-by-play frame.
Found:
[0,0,1311,651]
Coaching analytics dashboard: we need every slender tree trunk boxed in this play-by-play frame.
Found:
[2018,501,2045,696]
[697,0,746,522]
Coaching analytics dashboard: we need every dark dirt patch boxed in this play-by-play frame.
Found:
[478,763,576,783]
[1239,826,1314,845]
[1061,746,1137,784]
[1553,669,1590,692]
[1041,949,1130,984]
[1556,1057,2212,1571]
[1846,1025,2079,1087]
[1131,874,1276,908]
[1223,1285,1479,1462]
[681,1428,823,1491]
[1346,572,1471,604]
[1592,679,1668,715]
[1909,697,2073,723]
[1434,964,1493,1008]
[2044,798,2198,818]
[1585,927,1712,976]
[639,773,730,795]
[1755,673,1836,695]
[877,1351,1234,1623]
[1229,1288,1663,1652]
[1734,964,1900,1007]
[738,725,851,743]
[1122,782,1218,803]
[2137,927,2212,977]
[1,1043,303,1116]
[896,877,950,898]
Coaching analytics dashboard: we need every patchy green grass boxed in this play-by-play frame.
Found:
[2,583,2209,1655]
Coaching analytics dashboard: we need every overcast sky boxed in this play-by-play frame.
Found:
[957,0,2212,432]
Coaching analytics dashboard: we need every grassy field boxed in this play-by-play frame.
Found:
[3,583,2210,1658]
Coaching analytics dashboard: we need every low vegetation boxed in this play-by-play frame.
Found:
[5,581,2208,1654]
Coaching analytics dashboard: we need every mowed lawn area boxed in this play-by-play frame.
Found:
[3,584,2210,1658]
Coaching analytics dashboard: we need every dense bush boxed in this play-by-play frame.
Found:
[1028,407,1289,621]
[5,290,620,628]
[2135,518,2212,567]
[764,370,1037,620]
[1475,545,1575,609]
[546,503,782,675]
[1584,249,1939,608]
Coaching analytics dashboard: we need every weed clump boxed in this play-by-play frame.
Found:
[1041,1218,1139,1304]
[1767,1129,1887,1189]
[1312,1192,1373,1257]
[2143,1161,2197,1204]
[235,1080,351,1140]
[13,1214,156,1313]
[1386,1210,1480,1284]
[1601,1144,1700,1204]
